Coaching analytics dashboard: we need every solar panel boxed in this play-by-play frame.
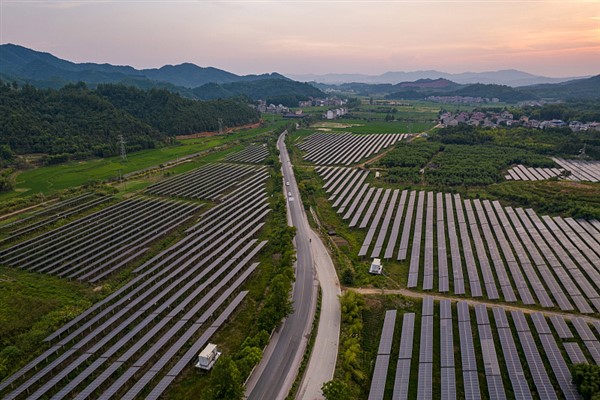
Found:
[492,308,509,329]
[563,342,587,365]
[398,313,415,360]
[392,358,411,400]
[474,304,489,325]
[422,296,434,316]
[440,319,454,368]
[538,333,580,399]
[146,376,176,400]
[463,370,481,400]
[419,316,433,363]
[368,355,390,400]
[397,191,416,260]
[495,328,532,400]
[511,310,530,332]
[530,313,551,335]
[416,362,432,400]
[440,367,456,400]
[457,302,470,323]
[440,300,452,320]
[516,330,557,400]
[377,310,397,355]
[459,321,477,372]
[572,318,596,341]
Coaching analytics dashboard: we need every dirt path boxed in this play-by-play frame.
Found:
[175,121,262,140]
[0,199,58,222]
[348,287,600,324]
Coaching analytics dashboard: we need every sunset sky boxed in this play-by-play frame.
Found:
[1,0,599,77]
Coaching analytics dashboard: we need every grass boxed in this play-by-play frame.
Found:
[0,266,99,380]
[1,122,284,201]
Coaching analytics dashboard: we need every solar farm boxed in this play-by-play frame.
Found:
[505,159,600,182]
[368,297,598,399]
[316,166,600,313]
[292,125,600,400]
[0,146,273,399]
[297,132,411,165]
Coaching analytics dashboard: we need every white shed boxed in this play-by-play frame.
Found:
[369,258,383,275]
[195,343,221,370]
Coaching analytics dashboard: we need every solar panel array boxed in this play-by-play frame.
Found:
[505,164,563,181]
[368,310,396,400]
[298,132,410,165]
[0,169,271,400]
[317,167,600,312]
[0,193,111,242]
[225,144,269,164]
[0,196,200,282]
[504,159,600,182]
[145,162,265,200]
[370,299,597,400]
[553,158,600,182]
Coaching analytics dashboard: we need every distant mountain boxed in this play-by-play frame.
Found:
[290,69,588,87]
[526,75,600,100]
[317,75,600,103]
[0,43,290,91]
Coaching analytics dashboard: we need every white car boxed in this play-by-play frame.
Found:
[288,191,292,196]
[286,181,290,186]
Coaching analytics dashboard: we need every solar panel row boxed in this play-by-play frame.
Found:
[298,132,408,165]
[370,300,598,400]
[0,169,271,400]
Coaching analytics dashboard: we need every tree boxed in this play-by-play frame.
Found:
[572,363,600,400]
[322,379,351,400]
[208,357,244,400]
[0,144,14,162]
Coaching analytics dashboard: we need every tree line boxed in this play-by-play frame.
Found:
[0,81,260,161]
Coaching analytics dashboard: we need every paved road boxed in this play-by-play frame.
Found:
[296,228,341,400]
[245,131,318,400]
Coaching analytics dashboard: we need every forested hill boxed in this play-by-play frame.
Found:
[0,81,259,159]
[192,78,325,106]
[95,84,259,135]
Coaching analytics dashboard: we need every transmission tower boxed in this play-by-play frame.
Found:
[218,118,224,135]
[118,134,127,162]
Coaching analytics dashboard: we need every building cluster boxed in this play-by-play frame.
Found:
[298,97,347,108]
[255,100,289,114]
[427,95,500,104]
[324,108,348,120]
[439,111,600,131]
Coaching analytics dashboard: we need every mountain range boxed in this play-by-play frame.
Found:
[0,43,289,89]
[1,43,599,103]
[289,70,589,87]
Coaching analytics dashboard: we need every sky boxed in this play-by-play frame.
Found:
[1,0,599,77]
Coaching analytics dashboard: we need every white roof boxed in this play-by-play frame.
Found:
[199,343,218,358]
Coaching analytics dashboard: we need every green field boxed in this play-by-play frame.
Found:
[1,123,283,201]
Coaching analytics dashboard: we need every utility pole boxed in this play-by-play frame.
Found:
[579,143,587,160]
[118,135,127,162]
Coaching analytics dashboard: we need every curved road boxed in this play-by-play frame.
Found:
[245,131,320,400]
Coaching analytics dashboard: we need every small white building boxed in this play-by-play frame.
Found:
[195,343,221,370]
[369,258,383,275]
